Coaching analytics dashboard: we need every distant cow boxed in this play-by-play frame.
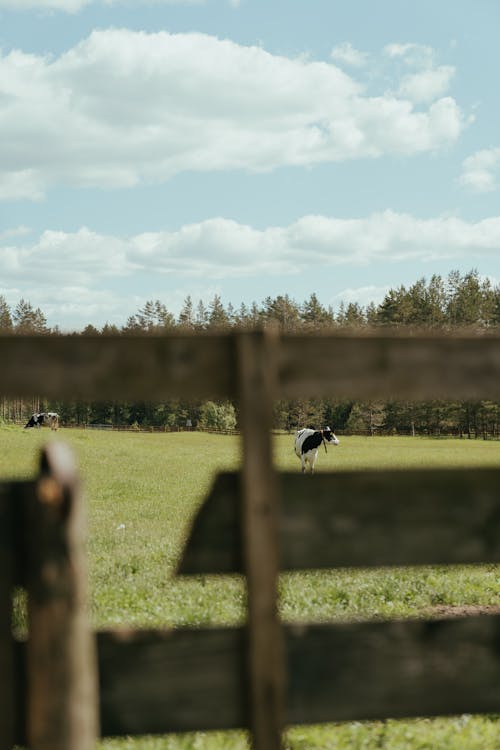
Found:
[24,412,60,431]
[294,427,339,473]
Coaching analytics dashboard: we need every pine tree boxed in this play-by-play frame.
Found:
[0,296,13,332]
[207,294,229,329]
[301,293,334,329]
[262,294,300,331]
[178,295,195,329]
[195,300,208,329]
[125,300,175,333]
[337,301,365,327]
[446,269,488,327]
[13,299,49,333]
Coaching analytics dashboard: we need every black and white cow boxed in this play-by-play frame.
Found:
[24,412,60,431]
[294,426,339,473]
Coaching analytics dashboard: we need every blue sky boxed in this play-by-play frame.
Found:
[1,0,499,329]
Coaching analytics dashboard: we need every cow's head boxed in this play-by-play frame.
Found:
[322,427,340,446]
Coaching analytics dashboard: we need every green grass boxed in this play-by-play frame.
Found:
[4,428,500,748]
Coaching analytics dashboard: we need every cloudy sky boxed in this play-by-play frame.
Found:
[1,0,499,329]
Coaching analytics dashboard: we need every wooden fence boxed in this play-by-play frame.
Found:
[3,330,500,750]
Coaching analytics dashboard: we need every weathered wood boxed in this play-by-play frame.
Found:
[279,333,500,400]
[2,332,500,401]
[0,481,32,750]
[29,615,500,738]
[0,486,16,750]
[0,481,35,589]
[237,330,285,750]
[286,615,500,723]
[24,442,99,750]
[0,334,235,400]
[179,468,500,574]
[98,628,247,735]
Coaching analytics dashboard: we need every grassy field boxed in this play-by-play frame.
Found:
[4,426,500,749]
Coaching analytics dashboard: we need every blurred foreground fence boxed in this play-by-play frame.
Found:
[3,331,500,750]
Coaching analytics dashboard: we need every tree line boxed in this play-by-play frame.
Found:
[2,269,500,436]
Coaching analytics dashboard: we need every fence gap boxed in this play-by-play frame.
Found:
[24,442,99,750]
[237,329,285,750]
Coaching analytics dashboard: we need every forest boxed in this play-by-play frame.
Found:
[2,269,500,437]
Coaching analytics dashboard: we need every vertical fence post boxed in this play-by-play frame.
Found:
[237,329,285,750]
[0,489,16,750]
[24,442,99,750]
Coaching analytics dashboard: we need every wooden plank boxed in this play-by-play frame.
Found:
[98,628,247,735]
[286,615,500,723]
[0,486,16,750]
[40,615,500,738]
[0,481,33,750]
[0,334,235,400]
[0,481,34,588]
[237,330,285,750]
[279,333,500,400]
[178,468,500,574]
[14,639,27,748]
[24,443,99,750]
[2,332,500,402]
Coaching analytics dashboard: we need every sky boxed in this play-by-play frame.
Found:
[1,0,499,330]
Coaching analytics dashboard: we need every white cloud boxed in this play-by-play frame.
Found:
[333,285,390,307]
[383,42,456,104]
[330,42,368,68]
[0,29,466,200]
[0,226,31,241]
[0,0,202,10]
[398,65,455,104]
[4,211,500,327]
[459,147,500,193]
[0,170,45,202]
[0,0,90,9]
[3,212,500,286]
[384,42,434,68]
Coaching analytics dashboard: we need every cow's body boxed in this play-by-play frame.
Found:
[24,412,60,431]
[294,427,339,473]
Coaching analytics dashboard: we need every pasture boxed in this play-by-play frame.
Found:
[4,426,500,749]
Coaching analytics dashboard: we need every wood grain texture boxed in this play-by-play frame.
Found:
[24,443,99,750]
[178,468,500,574]
[98,628,247,735]
[0,334,235,400]
[2,332,500,400]
[0,481,33,749]
[34,615,500,738]
[0,486,16,750]
[237,330,285,750]
[285,615,500,723]
[279,333,500,400]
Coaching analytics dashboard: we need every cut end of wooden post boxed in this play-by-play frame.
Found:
[39,442,78,486]
[36,477,64,509]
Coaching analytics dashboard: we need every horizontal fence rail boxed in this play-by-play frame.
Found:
[179,469,500,574]
[0,335,236,401]
[2,331,500,400]
[9,614,500,742]
[95,615,500,729]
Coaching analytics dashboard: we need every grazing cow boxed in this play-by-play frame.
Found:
[24,412,60,431]
[294,426,339,473]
